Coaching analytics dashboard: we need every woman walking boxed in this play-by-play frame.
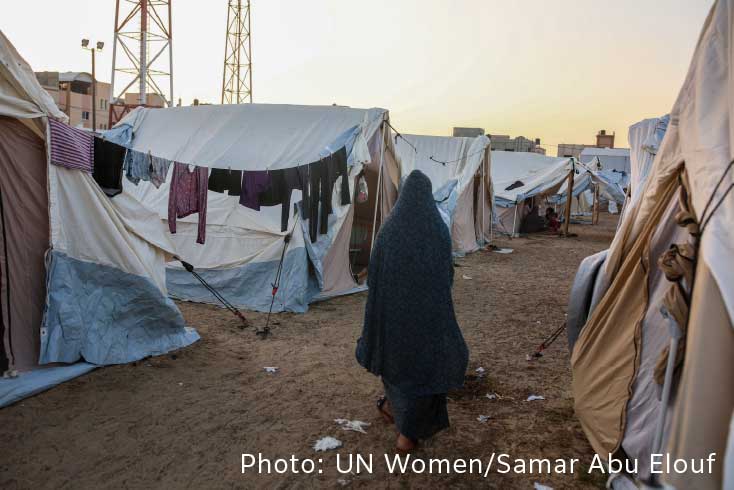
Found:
[356,169,469,452]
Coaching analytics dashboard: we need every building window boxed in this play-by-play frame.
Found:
[82,111,90,120]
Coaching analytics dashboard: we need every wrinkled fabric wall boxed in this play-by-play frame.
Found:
[41,251,198,365]
[664,263,734,489]
[0,117,49,370]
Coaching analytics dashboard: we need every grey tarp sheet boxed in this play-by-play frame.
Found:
[41,251,199,365]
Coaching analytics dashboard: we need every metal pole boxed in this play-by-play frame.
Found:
[480,149,486,245]
[370,120,387,252]
[139,0,148,105]
[592,184,600,225]
[168,0,173,107]
[236,0,242,103]
[91,48,96,131]
[110,0,120,112]
[221,1,231,104]
[511,204,518,237]
[562,163,575,236]
[247,0,252,102]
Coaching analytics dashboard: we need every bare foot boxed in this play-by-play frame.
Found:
[396,434,416,453]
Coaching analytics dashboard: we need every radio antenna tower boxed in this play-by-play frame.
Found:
[109,0,174,124]
[221,0,252,104]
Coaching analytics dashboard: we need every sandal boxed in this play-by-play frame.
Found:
[376,396,394,424]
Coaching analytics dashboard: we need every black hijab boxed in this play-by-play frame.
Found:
[356,170,469,397]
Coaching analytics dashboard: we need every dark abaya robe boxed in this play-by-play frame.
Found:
[356,169,469,441]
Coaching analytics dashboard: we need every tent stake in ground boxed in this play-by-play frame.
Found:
[176,257,251,330]
[260,231,295,338]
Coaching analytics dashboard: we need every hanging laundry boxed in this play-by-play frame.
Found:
[309,146,351,241]
[168,162,208,244]
[239,170,271,211]
[328,146,351,207]
[92,137,126,197]
[150,155,171,188]
[208,168,243,196]
[123,149,152,184]
[48,119,94,173]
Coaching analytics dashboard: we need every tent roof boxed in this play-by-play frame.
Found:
[116,103,387,171]
[394,133,490,190]
[0,30,68,135]
[491,151,574,205]
[580,147,630,158]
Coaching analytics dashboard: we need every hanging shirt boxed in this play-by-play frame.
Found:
[150,155,171,188]
[123,149,152,184]
[168,162,208,244]
[239,171,271,210]
[208,168,243,196]
[92,137,126,197]
[48,119,94,173]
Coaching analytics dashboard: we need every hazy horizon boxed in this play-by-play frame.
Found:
[3,1,712,149]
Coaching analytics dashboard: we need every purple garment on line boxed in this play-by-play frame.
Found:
[168,162,208,244]
[239,170,271,210]
[48,119,94,173]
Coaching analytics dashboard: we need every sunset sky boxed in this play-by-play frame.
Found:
[3,1,712,149]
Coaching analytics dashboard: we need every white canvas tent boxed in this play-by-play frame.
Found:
[580,147,631,174]
[569,1,734,487]
[627,114,670,206]
[394,133,493,254]
[112,103,400,312]
[491,151,574,235]
[0,30,197,406]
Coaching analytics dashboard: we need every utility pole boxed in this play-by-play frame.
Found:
[109,0,174,126]
[222,0,253,104]
[81,39,104,131]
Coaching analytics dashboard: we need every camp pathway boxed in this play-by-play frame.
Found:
[0,214,618,489]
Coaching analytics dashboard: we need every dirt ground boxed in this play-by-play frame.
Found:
[1,214,618,489]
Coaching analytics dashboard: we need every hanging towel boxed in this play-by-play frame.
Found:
[168,162,208,244]
[92,137,126,197]
[48,119,94,173]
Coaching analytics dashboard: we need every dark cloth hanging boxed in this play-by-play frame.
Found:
[307,146,351,242]
[257,166,310,232]
[356,169,469,398]
[208,168,242,196]
[92,137,126,197]
[237,146,350,239]
[168,162,208,244]
[239,171,271,210]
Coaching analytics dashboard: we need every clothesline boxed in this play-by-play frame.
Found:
[386,120,488,166]
[48,119,352,247]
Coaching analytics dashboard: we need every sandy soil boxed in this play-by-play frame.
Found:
[1,214,618,489]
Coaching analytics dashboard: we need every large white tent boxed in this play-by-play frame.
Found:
[0,31,197,406]
[627,114,670,206]
[491,151,574,235]
[394,133,493,254]
[112,103,400,312]
[569,1,734,487]
[580,147,631,174]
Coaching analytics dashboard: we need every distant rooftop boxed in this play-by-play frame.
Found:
[580,147,630,157]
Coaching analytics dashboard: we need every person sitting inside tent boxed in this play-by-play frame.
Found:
[355,170,469,452]
[519,204,546,233]
[545,207,560,233]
